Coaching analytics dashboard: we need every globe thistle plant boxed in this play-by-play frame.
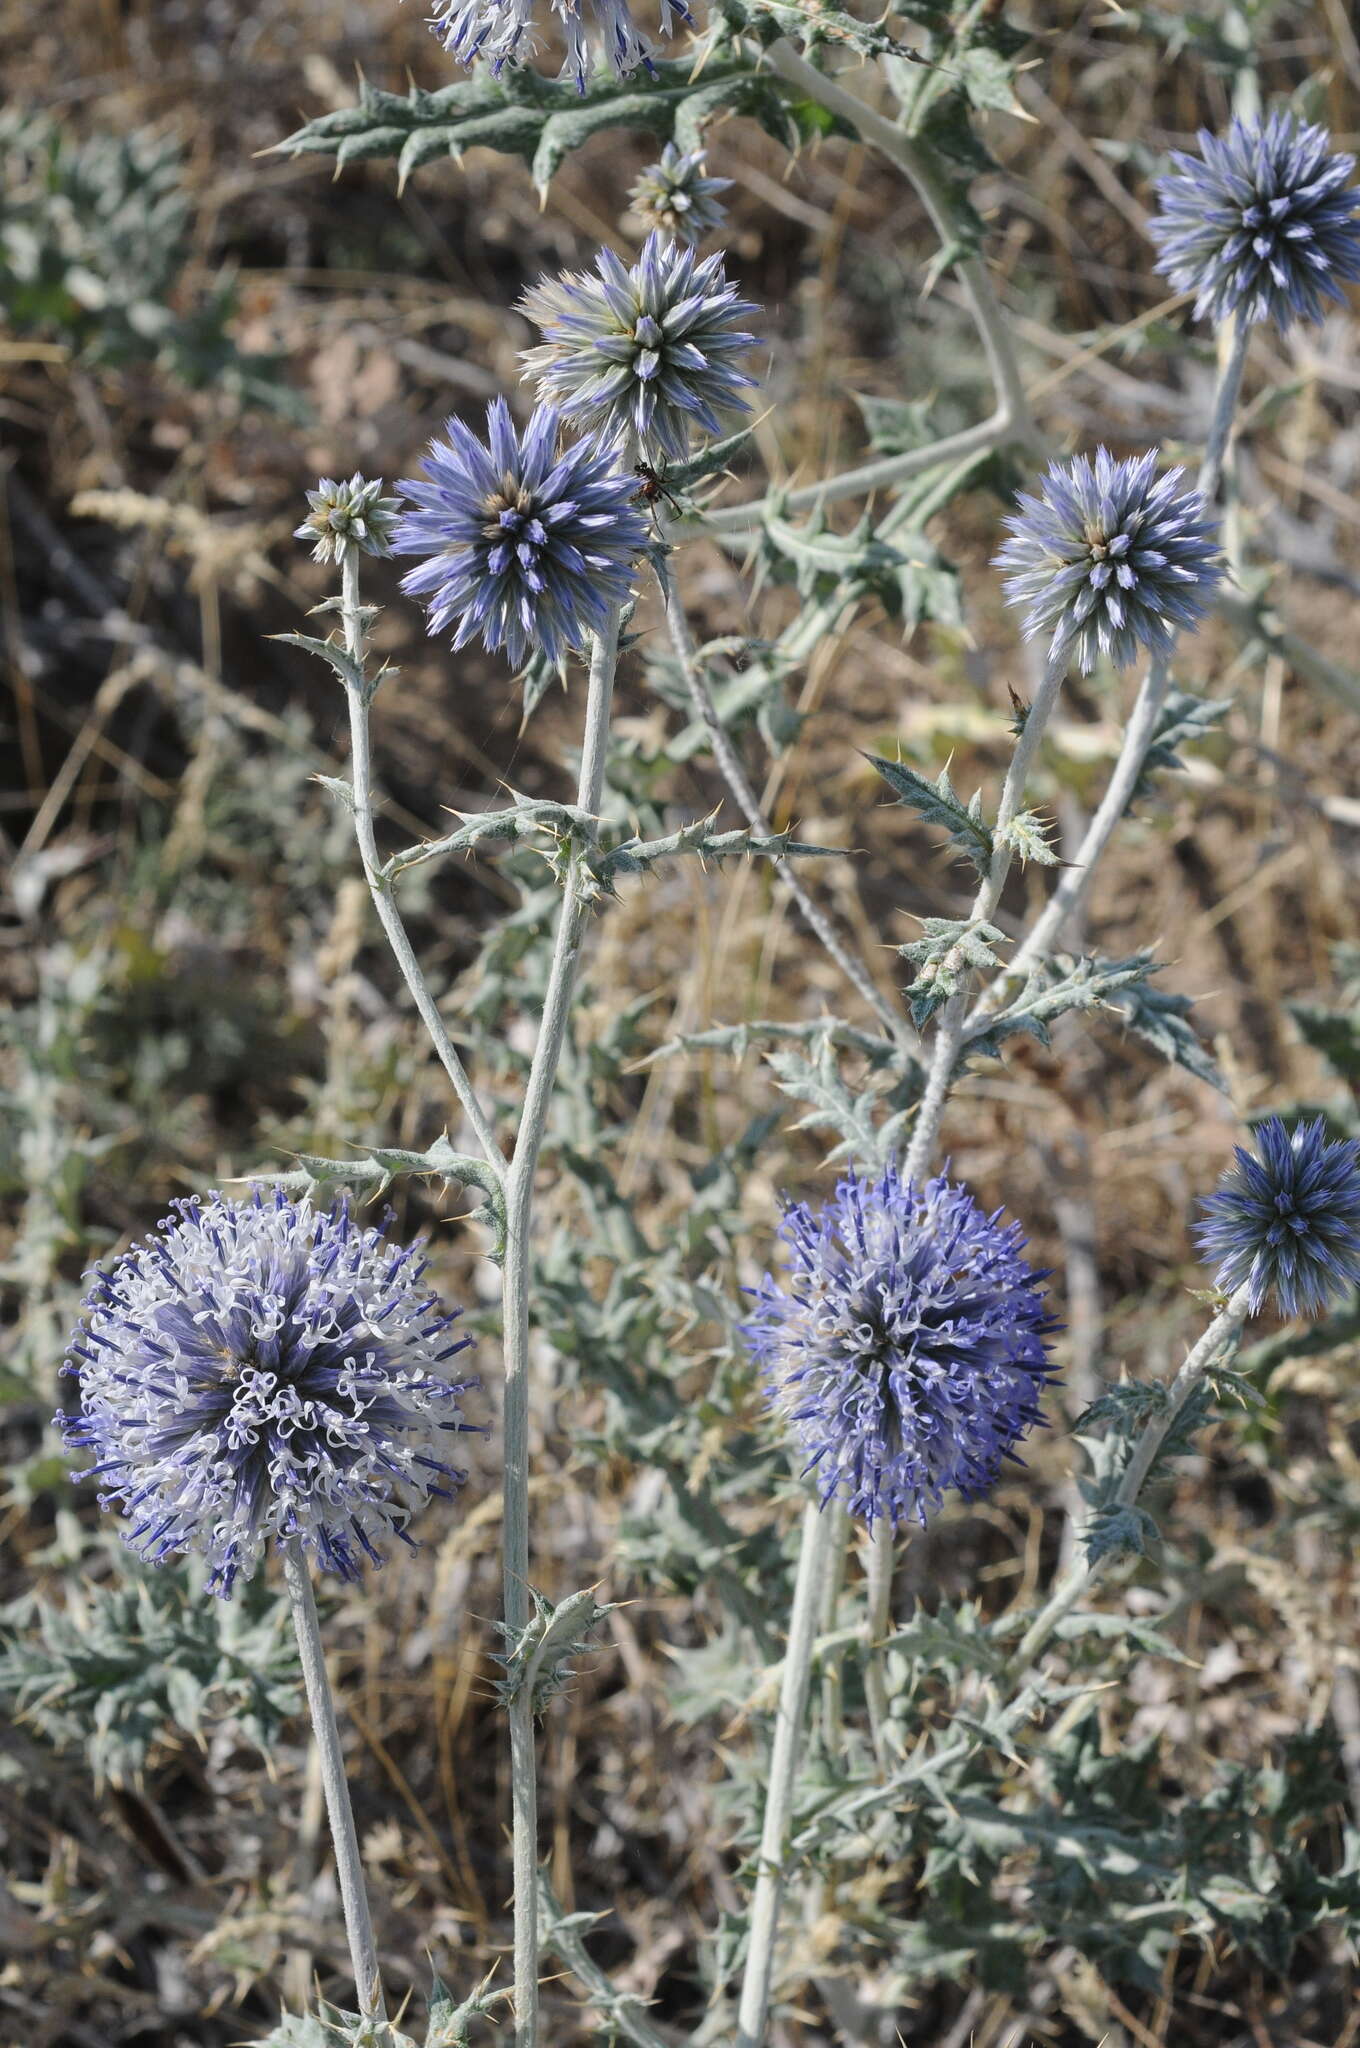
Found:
[743,1166,1059,1528]
[424,0,693,92]
[994,447,1221,673]
[295,473,400,565]
[1195,1115,1360,1319]
[1150,113,1360,331]
[57,1189,478,1596]
[628,144,731,247]
[394,397,649,670]
[519,231,758,465]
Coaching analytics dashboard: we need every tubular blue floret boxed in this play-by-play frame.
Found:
[518,230,758,464]
[295,473,400,565]
[394,397,649,671]
[994,447,1221,674]
[742,1165,1059,1528]
[628,144,731,246]
[57,1188,479,1596]
[1195,1115,1360,1319]
[1150,112,1360,331]
[424,0,693,92]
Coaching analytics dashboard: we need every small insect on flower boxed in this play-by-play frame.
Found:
[518,231,758,465]
[394,397,650,671]
[994,447,1221,674]
[743,1165,1059,1528]
[57,1189,479,1596]
[1195,1115,1360,1320]
[295,474,400,565]
[423,0,693,93]
[627,144,731,247]
[1150,112,1360,331]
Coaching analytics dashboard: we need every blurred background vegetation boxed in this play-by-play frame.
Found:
[3,2,1360,2043]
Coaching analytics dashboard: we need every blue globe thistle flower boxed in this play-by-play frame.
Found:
[424,0,693,92]
[57,1189,478,1596]
[394,398,649,670]
[1150,113,1360,331]
[628,144,731,247]
[1195,1115,1360,1319]
[994,448,1221,674]
[295,473,400,566]
[742,1166,1058,1528]
[518,231,758,465]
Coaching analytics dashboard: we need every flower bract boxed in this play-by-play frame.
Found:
[1195,1115,1360,1319]
[628,144,731,246]
[994,447,1220,673]
[1150,113,1360,330]
[394,397,648,670]
[295,473,400,565]
[424,0,693,92]
[519,231,757,464]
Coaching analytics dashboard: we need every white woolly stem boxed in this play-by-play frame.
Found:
[736,1498,839,2048]
[338,550,503,1171]
[862,1521,898,1771]
[501,604,623,2048]
[283,1541,386,2022]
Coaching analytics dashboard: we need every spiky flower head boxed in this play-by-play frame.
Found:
[295,473,400,565]
[518,231,758,465]
[628,144,731,246]
[742,1165,1058,1528]
[1150,113,1360,331]
[994,447,1221,673]
[1195,1115,1360,1319]
[394,397,649,670]
[57,1189,477,1596]
[423,0,693,92]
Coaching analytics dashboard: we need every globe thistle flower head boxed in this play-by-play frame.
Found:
[994,447,1221,673]
[742,1165,1059,1528]
[295,473,400,565]
[628,144,731,247]
[1150,113,1360,330]
[424,0,693,92]
[1195,1115,1360,1319]
[393,398,649,670]
[57,1189,477,1597]
[518,231,758,465]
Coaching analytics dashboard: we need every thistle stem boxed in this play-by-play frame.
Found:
[338,550,503,1172]
[903,635,1074,1186]
[1008,1284,1251,1672]
[282,1541,385,2022]
[660,573,913,1051]
[736,1498,839,2048]
[501,604,623,2048]
[862,1522,897,1770]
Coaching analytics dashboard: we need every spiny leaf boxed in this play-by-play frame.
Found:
[1110,976,1226,1094]
[592,816,844,889]
[271,60,798,196]
[868,754,993,873]
[495,1587,617,1715]
[1127,686,1231,809]
[250,1138,506,1254]
[900,918,1006,1028]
